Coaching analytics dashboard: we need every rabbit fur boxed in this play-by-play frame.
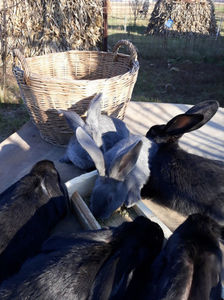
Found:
[60,93,130,170]
[143,213,222,300]
[76,126,152,219]
[0,216,164,300]
[141,100,224,225]
[0,160,69,282]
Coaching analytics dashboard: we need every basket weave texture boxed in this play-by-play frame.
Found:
[13,40,139,146]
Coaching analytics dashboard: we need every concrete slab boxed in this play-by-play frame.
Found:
[125,102,224,161]
[0,121,83,193]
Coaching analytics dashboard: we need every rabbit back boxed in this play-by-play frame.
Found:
[64,135,95,170]
[141,144,224,224]
[142,101,224,225]
[0,160,69,282]
[100,115,130,151]
[0,217,164,300]
[143,214,222,300]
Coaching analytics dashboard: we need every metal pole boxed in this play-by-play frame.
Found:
[103,0,108,51]
[2,0,7,102]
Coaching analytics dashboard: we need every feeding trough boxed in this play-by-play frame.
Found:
[65,170,172,238]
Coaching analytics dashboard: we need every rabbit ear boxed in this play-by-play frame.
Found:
[108,139,143,181]
[76,127,105,176]
[59,110,85,131]
[185,100,219,131]
[85,93,103,148]
[164,114,204,135]
[86,93,102,126]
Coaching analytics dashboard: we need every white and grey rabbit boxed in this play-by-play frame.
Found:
[76,125,152,219]
[59,93,130,170]
[141,100,224,225]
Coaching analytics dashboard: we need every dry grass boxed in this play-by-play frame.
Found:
[147,0,217,35]
[1,0,103,60]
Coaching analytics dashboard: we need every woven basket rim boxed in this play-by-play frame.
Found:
[13,40,139,86]
[25,49,130,60]
[15,51,139,85]
[20,68,138,85]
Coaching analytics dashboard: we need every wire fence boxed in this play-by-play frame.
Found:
[0,0,223,105]
[107,0,224,60]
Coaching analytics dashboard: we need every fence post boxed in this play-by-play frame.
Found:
[103,0,108,51]
[0,0,7,103]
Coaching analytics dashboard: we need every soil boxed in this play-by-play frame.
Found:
[133,57,224,106]
[0,69,29,143]
[0,104,29,142]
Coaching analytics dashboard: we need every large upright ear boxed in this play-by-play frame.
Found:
[185,100,219,131]
[163,114,204,136]
[108,139,143,181]
[76,127,105,176]
[85,94,103,148]
[86,93,102,126]
[58,110,85,132]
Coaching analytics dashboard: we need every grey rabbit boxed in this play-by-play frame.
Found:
[59,93,130,170]
[141,100,224,225]
[76,126,152,219]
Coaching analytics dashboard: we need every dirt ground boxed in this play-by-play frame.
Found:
[0,104,29,142]
[133,57,224,106]
[0,70,29,142]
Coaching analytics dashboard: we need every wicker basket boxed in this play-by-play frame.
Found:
[13,40,139,146]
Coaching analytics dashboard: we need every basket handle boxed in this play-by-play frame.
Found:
[12,49,31,85]
[113,40,138,64]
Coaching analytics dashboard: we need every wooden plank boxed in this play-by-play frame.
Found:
[71,192,101,230]
[142,199,187,232]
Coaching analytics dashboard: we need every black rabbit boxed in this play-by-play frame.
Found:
[141,100,224,225]
[0,160,69,282]
[0,216,164,300]
[143,213,222,300]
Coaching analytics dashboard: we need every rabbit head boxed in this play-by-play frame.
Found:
[146,100,219,145]
[76,127,143,219]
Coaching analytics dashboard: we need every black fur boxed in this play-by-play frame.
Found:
[141,100,224,224]
[143,214,222,300]
[0,216,164,300]
[0,160,69,282]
